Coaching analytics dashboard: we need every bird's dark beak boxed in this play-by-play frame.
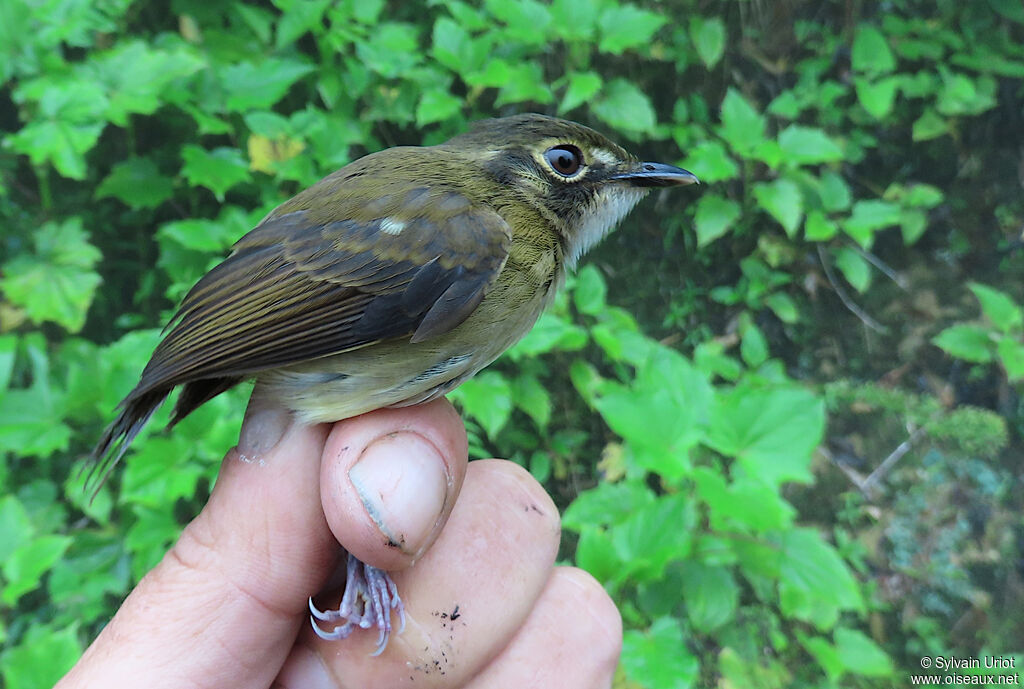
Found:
[611,162,700,188]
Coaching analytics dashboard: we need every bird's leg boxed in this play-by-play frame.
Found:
[309,552,406,655]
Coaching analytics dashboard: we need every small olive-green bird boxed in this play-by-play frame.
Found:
[91,112,697,653]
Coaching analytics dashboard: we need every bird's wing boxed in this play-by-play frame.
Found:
[129,182,512,399]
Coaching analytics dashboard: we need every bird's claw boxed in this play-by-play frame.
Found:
[309,552,406,655]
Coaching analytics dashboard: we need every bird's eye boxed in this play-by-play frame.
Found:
[544,145,584,177]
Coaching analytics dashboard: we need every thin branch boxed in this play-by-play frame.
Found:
[817,244,890,334]
[852,244,909,290]
[860,425,929,498]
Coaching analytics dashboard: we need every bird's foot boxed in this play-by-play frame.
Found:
[309,552,406,655]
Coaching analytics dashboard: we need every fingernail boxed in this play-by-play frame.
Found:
[349,432,450,557]
[238,400,292,458]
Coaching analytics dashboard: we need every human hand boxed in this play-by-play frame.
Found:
[58,396,621,688]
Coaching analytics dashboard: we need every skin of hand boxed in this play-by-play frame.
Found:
[57,395,622,688]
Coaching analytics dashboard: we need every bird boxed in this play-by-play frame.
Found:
[89,112,699,654]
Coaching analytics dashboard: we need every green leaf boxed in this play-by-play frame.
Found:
[778,125,843,164]
[611,493,695,580]
[621,618,700,689]
[2,535,71,605]
[833,247,872,293]
[693,467,795,533]
[416,89,461,126]
[681,140,738,183]
[180,145,251,201]
[934,324,995,363]
[719,88,766,154]
[819,172,852,212]
[592,78,657,137]
[559,71,602,114]
[969,283,1023,333]
[694,195,741,247]
[573,264,607,315]
[754,179,803,236]
[912,109,948,141]
[450,371,513,438]
[598,4,666,54]
[275,0,332,48]
[507,312,588,357]
[679,562,739,631]
[574,526,620,583]
[9,77,108,178]
[707,386,824,486]
[842,199,900,246]
[937,70,996,116]
[95,157,174,209]
[432,17,489,73]
[510,374,551,429]
[0,496,33,563]
[988,0,1024,22]
[487,0,551,45]
[996,338,1024,381]
[851,25,895,75]
[494,62,553,106]
[900,209,928,245]
[855,76,899,119]
[740,324,768,367]
[88,40,205,125]
[1,218,101,332]
[0,334,17,391]
[801,633,845,680]
[765,292,800,324]
[834,628,893,677]
[804,211,838,241]
[563,481,655,530]
[220,57,315,111]
[778,529,864,628]
[689,16,725,69]
[0,624,81,689]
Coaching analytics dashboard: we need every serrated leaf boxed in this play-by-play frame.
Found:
[2,535,72,605]
[622,618,700,689]
[778,125,843,164]
[719,88,766,154]
[912,109,948,141]
[449,371,513,438]
[833,247,872,293]
[778,529,864,627]
[416,89,461,126]
[559,71,602,114]
[598,4,666,54]
[851,25,895,75]
[968,283,1023,333]
[220,57,315,111]
[181,145,251,201]
[855,76,899,119]
[707,386,823,486]
[679,562,739,631]
[592,78,657,137]
[95,157,174,209]
[834,628,893,677]
[689,16,725,68]
[694,194,740,247]
[933,324,994,363]
[843,200,900,246]
[1,218,101,332]
[754,179,803,236]
[681,140,738,183]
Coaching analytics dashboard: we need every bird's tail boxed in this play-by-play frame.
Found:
[85,388,170,496]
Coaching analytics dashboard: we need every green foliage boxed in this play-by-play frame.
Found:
[1,1,1022,687]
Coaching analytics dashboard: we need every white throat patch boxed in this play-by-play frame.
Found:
[564,186,647,269]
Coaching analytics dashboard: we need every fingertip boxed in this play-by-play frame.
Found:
[319,398,468,571]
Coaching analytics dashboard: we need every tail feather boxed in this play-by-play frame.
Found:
[86,388,170,495]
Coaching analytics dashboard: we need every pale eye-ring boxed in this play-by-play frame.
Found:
[544,145,584,177]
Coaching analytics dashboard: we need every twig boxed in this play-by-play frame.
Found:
[852,244,909,290]
[860,425,928,497]
[817,244,889,334]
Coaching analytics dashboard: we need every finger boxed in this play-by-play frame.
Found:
[318,398,468,572]
[60,394,336,689]
[464,567,622,689]
[276,460,562,687]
